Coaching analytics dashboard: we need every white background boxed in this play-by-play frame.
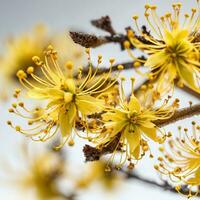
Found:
[0,0,199,200]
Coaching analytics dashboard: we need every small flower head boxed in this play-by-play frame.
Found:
[0,24,85,83]
[0,24,47,81]
[9,46,119,149]
[155,122,200,198]
[76,160,122,190]
[126,2,200,94]
[0,143,65,200]
[92,78,178,168]
[21,152,64,200]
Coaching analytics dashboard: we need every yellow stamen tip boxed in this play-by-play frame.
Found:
[150,5,157,10]
[27,66,34,74]
[145,4,150,9]
[154,165,159,170]
[133,61,141,68]
[124,41,130,49]
[132,15,139,20]
[127,30,134,38]
[32,56,40,62]
[68,139,75,146]
[16,70,26,79]
[47,45,54,51]
[15,126,21,132]
[85,48,90,54]
[120,76,126,81]
[117,65,124,70]
[109,58,115,65]
[65,61,74,70]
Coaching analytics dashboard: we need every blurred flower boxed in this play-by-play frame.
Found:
[76,160,122,190]
[0,143,69,200]
[0,24,85,88]
[0,24,47,80]
[155,122,200,198]
[8,46,118,149]
[125,2,200,95]
[92,78,178,169]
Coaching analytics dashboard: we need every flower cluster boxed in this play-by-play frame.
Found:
[4,1,200,199]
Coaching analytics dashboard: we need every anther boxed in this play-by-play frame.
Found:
[124,41,130,49]
[12,103,17,108]
[132,15,139,20]
[109,58,115,65]
[32,56,40,63]
[15,126,21,132]
[18,102,24,107]
[117,65,124,70]
[65,61,74,70]
[16,70,27,79]
[27,66,34,74]
[154,165,159,171]
[133,61,141,68]
[85,48,90,55]
[7,121,12,126]
[8,108,14,113]
[68,138,75,146]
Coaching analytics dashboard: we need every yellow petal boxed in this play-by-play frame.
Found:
[177,60,200,93]
[76,95,104,115]
[128,94,141,112]
[28,88,48,99]
[102,110,127,122]
[68,103,77,124]
[187,167,200,185]
[47,99,63,109]
[133,145,140,160]
[59,112,71,137]
[66,78,76,93]
[46,88,64,98]
[164,30,174,46]
[140,126,158,142]
[139,121,155,129]
[124,126,141,157]
[145,51,167,68]
[174,29,188,41]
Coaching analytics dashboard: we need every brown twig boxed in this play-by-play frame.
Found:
[179,85,200,99]
[69,31,128,49]
[91,16,116,35]
[154,103,200,127]
[122,171,199,196]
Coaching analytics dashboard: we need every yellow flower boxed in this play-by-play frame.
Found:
[76,160,122,190]
[92,78,178,168]
[1,144,66,200]
[126,3,200,94]
[0,24,85,82]
[21,153,64,200]
[8,46,118,148]
[155,122,200,198]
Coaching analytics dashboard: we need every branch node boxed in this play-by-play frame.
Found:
[91,15,116,35]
